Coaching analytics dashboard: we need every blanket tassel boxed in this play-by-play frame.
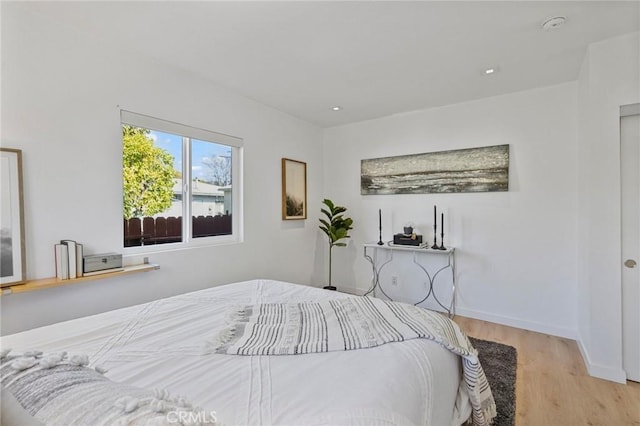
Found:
[204,325,237,354]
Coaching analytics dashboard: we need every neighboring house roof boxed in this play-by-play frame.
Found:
[172,178,224,197]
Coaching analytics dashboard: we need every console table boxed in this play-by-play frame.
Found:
[363,243,456,317]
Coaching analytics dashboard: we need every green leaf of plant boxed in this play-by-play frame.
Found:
[322,199,335,210]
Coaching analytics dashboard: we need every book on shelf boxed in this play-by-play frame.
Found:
[75,243,83,277]
[55,240,84,280]
[54,244,69,280]
[60,240,77,279]
[82,267,124,277]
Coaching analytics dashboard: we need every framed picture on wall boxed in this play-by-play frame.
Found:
[1,148,26,287]
[282,158,307,220]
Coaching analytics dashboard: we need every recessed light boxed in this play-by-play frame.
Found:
[541,16,566,31]
[482,66,500,76]
[331,106,342,111]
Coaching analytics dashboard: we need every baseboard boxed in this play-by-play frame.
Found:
[577,339,627,384]
[440,307,627,384]
[336,285,363,296]
[453,306,577,340]
[347,289,628,384]
[453,308,627,383]
[344,288,577,339]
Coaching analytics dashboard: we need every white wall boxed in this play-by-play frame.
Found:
[2,6,636,388]
[577,32,640,383]
[322,82,579,338]
[0,4,324,335]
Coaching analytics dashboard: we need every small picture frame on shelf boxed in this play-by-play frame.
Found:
[282,158,307,220]
[1,148,26,287]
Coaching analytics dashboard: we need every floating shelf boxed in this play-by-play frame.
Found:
[1,263,160,296]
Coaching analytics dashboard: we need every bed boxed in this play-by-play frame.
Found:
[1,279,491,426]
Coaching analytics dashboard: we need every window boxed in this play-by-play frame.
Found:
[121,111,243,250]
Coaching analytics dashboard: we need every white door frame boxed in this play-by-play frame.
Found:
[620,102,640,382]
[621,104,640,118]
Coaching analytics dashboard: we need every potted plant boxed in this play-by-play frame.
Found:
[319,199,354,291]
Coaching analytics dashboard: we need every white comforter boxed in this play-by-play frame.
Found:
[1,280,472,426]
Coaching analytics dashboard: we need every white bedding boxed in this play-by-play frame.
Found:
[1,279,472,426]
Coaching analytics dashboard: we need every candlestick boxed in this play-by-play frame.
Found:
[431,205,439,249]
[377,209,384,245]
[439,212,446,250]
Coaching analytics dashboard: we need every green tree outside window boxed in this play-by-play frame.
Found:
[122,125,175,219]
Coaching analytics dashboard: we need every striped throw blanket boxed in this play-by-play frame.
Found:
[209,296,496,426]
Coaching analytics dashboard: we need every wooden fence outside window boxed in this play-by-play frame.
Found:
[124,214,232,247]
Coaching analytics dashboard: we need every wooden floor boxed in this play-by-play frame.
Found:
[454,316,640,426]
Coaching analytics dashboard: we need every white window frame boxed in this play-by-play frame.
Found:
[121,110,244,254]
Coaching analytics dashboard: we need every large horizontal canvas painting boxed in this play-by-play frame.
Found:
[361,144,509,195]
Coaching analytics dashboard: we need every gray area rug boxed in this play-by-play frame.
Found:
[469,337,517,426]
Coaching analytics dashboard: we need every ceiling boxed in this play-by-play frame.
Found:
[12,1,640,128]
